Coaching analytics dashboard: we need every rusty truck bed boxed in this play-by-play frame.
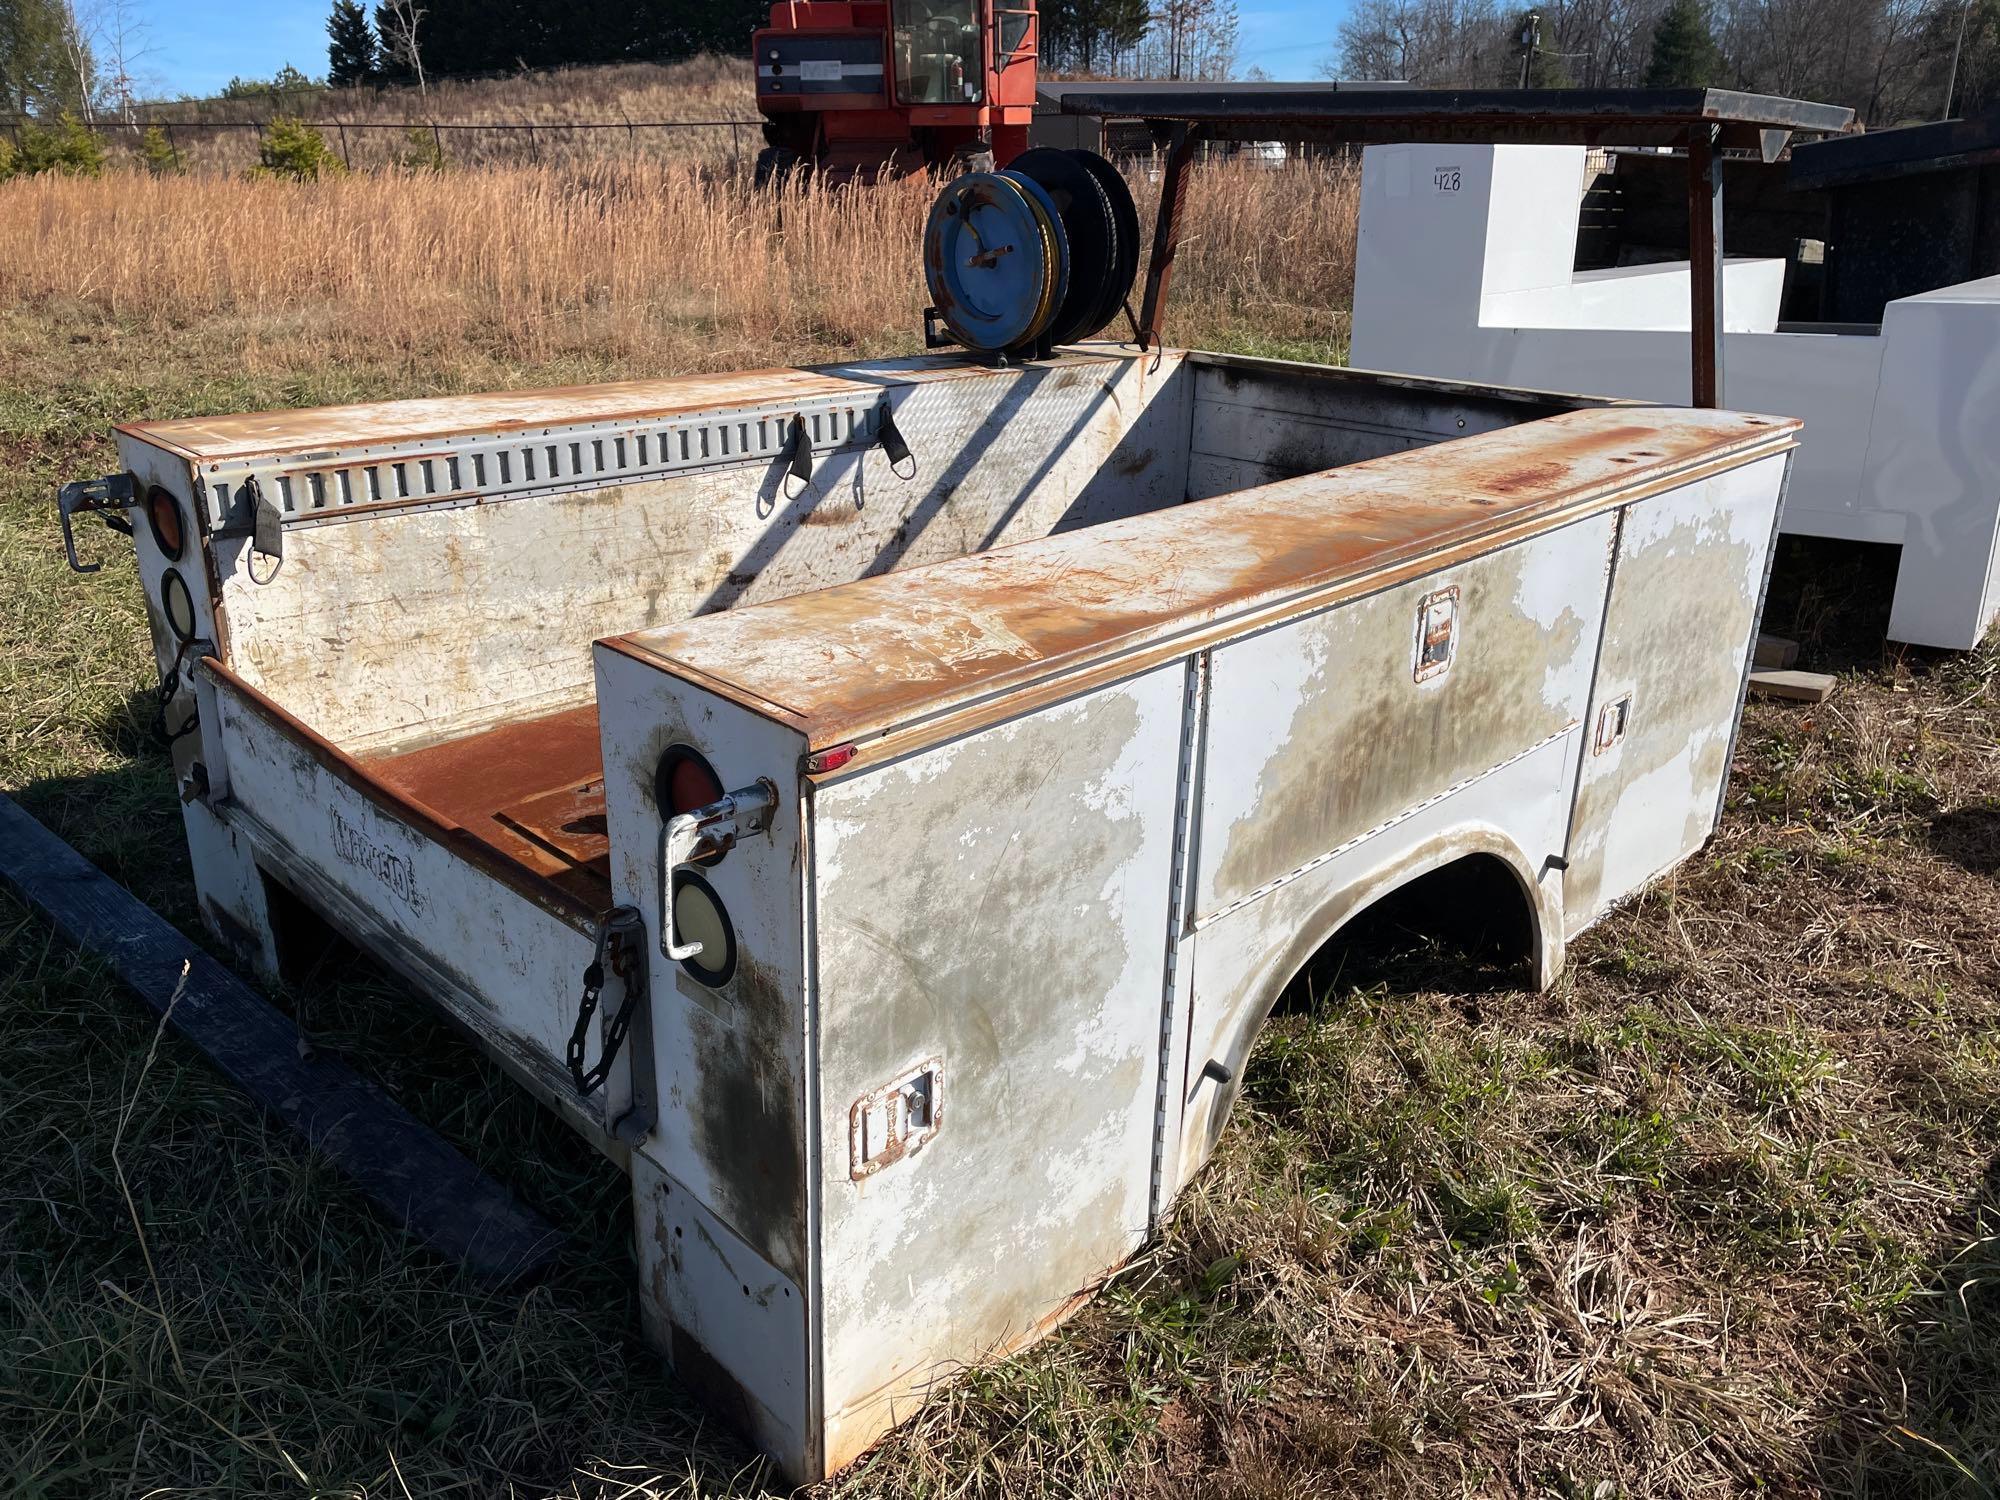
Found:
[297,402,1794,929]
[363,706,611,913]
[604,404,1798,764]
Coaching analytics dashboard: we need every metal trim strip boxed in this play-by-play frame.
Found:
[192,394,886,530]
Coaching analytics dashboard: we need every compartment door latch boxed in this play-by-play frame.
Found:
[849,1058,945,1179]
[1414,585,1459,682]
[657,780,778,961]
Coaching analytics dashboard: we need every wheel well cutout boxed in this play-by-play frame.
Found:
[1275,853,1537,1017]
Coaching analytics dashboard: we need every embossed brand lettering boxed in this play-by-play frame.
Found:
[329,808,428,916]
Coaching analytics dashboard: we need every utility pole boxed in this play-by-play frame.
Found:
[1517,10,1542,88]
[1943,0,1973,118]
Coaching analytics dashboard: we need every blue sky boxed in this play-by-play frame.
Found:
[1236,3,1349,79]
[135,0,1344,99]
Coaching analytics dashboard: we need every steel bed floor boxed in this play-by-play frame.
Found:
[363,705,612,913]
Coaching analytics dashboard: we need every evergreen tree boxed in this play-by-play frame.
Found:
[659,0,766,57]
[1045,0,1151,74]
[1644,0,1722,88]
[0,0,84,115]
[360,0,766,81]
[327,0,378,86]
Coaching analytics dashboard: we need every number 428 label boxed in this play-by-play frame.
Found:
[1433,165,1462,192]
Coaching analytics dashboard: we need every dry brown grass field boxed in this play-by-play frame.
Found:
[166,54,758,126]
[0,156,1356,366]
[0,154,1995,1500]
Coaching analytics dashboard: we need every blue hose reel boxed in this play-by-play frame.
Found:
[922,149,1140,359]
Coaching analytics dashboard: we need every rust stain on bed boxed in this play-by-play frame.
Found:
[119,369,875,462]
[363,703,612,905]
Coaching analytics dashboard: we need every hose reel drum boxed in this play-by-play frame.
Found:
[922,148,1141,360]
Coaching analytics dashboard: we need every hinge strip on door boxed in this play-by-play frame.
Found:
[1559,506,1628,870]
[1148,649,1208,1231]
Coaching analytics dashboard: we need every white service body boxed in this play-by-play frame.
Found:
[1350,141,2000,650]
[93,347,1797,1480]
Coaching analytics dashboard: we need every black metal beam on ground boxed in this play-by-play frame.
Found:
[0,793,564,1285]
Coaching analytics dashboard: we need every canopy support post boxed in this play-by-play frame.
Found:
[1139,123,1198,352]
[1688,123,1725,408]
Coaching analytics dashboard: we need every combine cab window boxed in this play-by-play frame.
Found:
[892,0,985,104]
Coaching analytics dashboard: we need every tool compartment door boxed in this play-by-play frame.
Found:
[1175,517,1615,1181]
[1561,455,1789,934]
[808,666,1186,1470]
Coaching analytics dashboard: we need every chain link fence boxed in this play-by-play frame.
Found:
[1,115,765,172]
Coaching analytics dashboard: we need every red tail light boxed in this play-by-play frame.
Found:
[145,486,185,560]
[656,744,726,863]
[805,742,857,775]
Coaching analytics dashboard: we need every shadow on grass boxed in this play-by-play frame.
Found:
[1926,802,2000,879]
[8,695,191,917]
[1813,1156,2000,1496]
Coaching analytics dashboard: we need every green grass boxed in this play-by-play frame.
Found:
[2,308,1998,1497]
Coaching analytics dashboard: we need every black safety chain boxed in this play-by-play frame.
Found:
[152,638,200,745]
[567,905,646,1096]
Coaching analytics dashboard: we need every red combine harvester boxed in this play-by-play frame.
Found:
[752,1,1038,183]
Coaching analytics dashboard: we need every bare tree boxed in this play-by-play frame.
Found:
[95,0,152,124]
[1717,0,1940,122]
[377,0,427,96]
[51,0,94,120]
[1139,0,1239,79]
[1543,0,1676,85]
[1326,0,1951,119]
[1329,0,1507,83]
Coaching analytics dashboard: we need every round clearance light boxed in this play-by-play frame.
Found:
[160,567,197,642]
[145,485,186,561]
[655,743,726,863]
[672,869,736,988]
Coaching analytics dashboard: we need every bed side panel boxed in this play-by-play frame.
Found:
[205,673,600,1134]
[1194,513,1617,915]
[1185,359,1582,500]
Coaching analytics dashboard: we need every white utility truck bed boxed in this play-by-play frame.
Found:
[75,345,1797,1480]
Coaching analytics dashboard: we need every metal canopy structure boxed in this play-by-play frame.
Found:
[1788,108,2000,190]
[1054,85,1856,408]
